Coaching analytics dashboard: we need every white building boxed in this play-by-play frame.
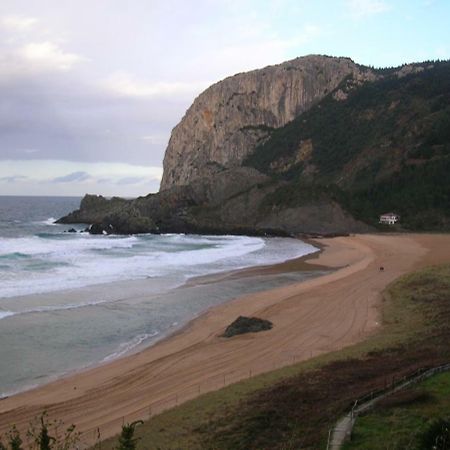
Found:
[379,212,400,225]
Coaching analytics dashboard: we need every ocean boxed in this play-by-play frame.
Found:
[0,196,320,397]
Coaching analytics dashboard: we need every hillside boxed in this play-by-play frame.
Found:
[58,57,450,234]
[245,60,450,230]
[161,55,374,189]
[98,259,450,449]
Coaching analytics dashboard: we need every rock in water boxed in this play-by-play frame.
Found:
[222,316,273,338]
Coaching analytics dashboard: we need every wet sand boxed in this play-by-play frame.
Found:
[1,233,450,446]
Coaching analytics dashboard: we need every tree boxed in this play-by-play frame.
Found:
[115,421,143,450]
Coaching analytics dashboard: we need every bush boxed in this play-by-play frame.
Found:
[0,413,79,450]
[418,418,450,450]
[115,421,143,450]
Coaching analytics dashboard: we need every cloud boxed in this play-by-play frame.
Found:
[1,15,38,32]
[22,148,40,154]
[104,72,209,99]
[140,134,169,145]
[0,175,28,183]
[283,24,323,48]
[435,46,449,60]
[116,176,149,185]
[0,14,86,77]
[345,0,391,19]
[189,22,323,80]
[0,160,163,196]
[19,41,86,71]
[52,171,91,183]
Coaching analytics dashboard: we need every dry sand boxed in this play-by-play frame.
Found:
[1,233,449,445]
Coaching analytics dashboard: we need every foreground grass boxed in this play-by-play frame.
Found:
[342,372,450,450]
[100,264,450,450]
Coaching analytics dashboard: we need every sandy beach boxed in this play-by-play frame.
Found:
[1,233,450,445]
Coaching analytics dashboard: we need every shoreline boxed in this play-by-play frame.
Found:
[150,241,328,352]
[183,239,325,288]
[1,233,450,444]
[0,237,323,401]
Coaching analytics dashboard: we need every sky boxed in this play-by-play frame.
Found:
[0,0,448,197]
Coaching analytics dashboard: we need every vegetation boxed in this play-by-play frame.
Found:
[222,316,273,338]
[115,421,143,450]
[0,417,143,450]
[0,413,79,450]
[244,61,450,229]
[3,265,450,448]
[419,417,450,450]
[96,264,450,449]
[342,374,450,449]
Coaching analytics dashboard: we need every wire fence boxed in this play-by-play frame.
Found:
[326,362,450,450]
[74,347,334,449]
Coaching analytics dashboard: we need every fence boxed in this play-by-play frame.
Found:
[74,346,335,449]
[326,362,450,450]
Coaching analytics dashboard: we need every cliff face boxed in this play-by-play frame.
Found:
[59,58,450,235]
[161,55,374,190]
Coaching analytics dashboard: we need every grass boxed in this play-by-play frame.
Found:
[99,264,450,449]
[342,372,450,450]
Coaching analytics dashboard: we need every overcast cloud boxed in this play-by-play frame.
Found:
[0,0,448,196]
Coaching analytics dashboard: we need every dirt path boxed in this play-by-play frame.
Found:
[1,234,449,445]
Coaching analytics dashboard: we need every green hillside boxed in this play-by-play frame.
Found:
[245,61,450,229]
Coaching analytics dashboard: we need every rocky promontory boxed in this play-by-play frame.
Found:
[161,55,375,189]
[58,57,450,234]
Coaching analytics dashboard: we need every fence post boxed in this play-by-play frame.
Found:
[326,427,332,450]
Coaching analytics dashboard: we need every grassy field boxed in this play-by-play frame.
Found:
[342,372,450,449]
[100,264,450,449]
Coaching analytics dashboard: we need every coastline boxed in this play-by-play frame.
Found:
[0,237,323,400]
[1,233,450,444]
[183,239,326,288]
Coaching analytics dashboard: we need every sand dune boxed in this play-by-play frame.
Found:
[1,233,449,446]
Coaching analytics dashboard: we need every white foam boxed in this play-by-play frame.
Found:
[0,234,317,299]
[101,331,159,362]
[40,217,58,226]
[0,382,40,400]
[155,236,265,267]
[0,299,113,321]
[0,234,138,256]
[0,311,15,320]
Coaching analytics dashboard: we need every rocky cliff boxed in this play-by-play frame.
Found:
[161,55,375,190]
[59,57,450,235]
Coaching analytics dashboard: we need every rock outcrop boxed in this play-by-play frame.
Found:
[161,55,374,190]
[56,195,128,224]
[222,316,273,338]
[59,58,450,235]
[58,56,377,236]
[58,167,370,236]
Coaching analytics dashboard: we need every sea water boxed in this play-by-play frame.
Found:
[0,196,320,397]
